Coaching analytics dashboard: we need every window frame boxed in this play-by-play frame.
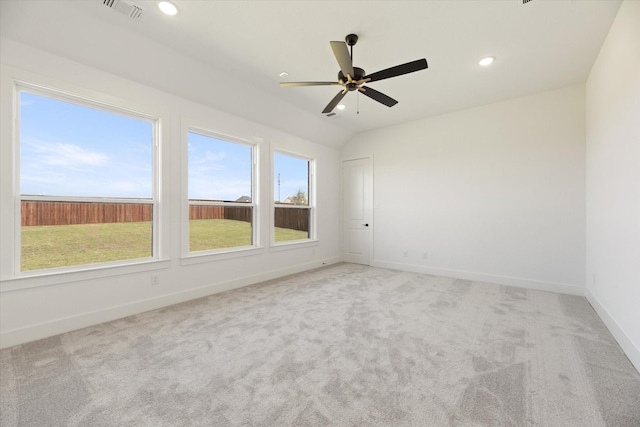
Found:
[10,81,161,278]
[182,125,260,262]
[271,149,316,247]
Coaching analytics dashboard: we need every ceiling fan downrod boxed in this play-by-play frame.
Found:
[346,33,358,62]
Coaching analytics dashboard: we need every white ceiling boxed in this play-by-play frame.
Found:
[0,0,622,147]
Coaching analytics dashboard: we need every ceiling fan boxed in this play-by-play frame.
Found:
[280,34,428,114]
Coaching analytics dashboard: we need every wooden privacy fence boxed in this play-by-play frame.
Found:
[188,205,225,220]
[21,201,152,226]
[189,205,253,223]
[275,207,309,232]
[190,205,308,231]
[22,201,309,232]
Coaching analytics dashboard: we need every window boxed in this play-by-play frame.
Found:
[18,88,157,272]
[273,152,313,243]
[187,131,256,253]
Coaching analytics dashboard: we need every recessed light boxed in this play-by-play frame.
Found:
[279,72,289,78]
[336,104,346,110]
[158,1,178,16]
[479,57,494,66]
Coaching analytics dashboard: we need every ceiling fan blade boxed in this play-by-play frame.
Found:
[358,86,398,108]
[330,41,354,78]
[364,58,428,83]
[322,90,348,114]
[280,82,342,87]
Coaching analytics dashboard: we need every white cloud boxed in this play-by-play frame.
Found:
[190,150,227,166]
[188,176,251,201]
[112,181,135,192]
[41,143,109,168]
[204,151,226,162]
[20,140,155,197]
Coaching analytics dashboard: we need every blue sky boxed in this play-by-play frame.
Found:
[274,153,309,203]
[188,135,309,203]
[188,132,252,201]
[20,91,153,198]
[20,91,309,203]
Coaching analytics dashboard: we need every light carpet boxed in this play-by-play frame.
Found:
[1,263,639,426]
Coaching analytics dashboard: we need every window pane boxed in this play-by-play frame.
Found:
[188,132,254,252]
[274,207,309,242]
[274,153,308,206]
[274,152,310,242]
[20,92,153,199]
[188,132,252,202]
[19,90,155,272]
[21,201,152,271]
[189,205,253,252]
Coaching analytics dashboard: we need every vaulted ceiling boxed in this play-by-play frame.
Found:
[0,0,622,147]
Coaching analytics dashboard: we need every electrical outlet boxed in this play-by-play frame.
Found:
[423,252,428,260]
[151,274,160,286]
[402,251,408,258]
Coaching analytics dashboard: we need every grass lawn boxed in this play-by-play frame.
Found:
[21,219,308,271]
[189,219,251,252]
[274,227,310,243]
[21,221,153,271]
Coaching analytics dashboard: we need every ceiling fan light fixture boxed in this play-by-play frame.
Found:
[337,104,346,110]
[479,57,495,67]
[158,1,178,16]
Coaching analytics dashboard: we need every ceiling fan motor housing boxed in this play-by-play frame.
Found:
[339,67,366,91]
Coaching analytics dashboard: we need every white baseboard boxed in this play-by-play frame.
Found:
[371,260,584,296]
[0,257,341,349]
[585,288,640,374]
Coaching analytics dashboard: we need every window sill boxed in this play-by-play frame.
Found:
[181,246,265,266]
[0,258,171,293]
[270,239,319,252]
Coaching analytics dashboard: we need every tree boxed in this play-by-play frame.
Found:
[289,189,308,205]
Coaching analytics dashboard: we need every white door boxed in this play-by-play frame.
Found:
[343,157,372,265]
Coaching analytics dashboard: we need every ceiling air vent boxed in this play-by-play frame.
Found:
[102,0,144,20]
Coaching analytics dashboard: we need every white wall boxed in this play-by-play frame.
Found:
[0,39,342,348]
[585,0,640,371]
[342,85,586,295]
